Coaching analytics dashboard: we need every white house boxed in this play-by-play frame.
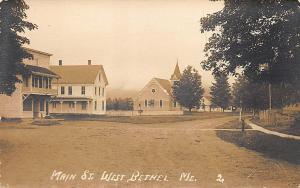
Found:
[0,48,59,119]
[49,60,108,115]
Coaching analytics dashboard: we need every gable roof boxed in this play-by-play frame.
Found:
[170,62,181,80]
[50,65,108,85]
[153,78,172,95]
[23,47,53,56]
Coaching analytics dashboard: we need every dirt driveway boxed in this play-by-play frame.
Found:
[0,116,299,188]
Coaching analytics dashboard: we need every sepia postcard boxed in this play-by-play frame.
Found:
[0,0,300,188]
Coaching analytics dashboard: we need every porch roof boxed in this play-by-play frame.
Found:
[51,97,93,102]
[24,64,60,78]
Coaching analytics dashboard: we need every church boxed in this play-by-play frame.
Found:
[134,63,183,113]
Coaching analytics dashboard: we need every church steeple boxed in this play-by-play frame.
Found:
[170,60,181,81]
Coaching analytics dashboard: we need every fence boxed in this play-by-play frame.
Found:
[259,109,295,126]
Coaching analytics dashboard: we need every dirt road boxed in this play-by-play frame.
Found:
[0,116,299,188]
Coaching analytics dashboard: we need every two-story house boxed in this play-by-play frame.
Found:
[0,48,59,118]
[49,60,108,115]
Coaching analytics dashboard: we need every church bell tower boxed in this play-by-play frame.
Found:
[170,60,181,86]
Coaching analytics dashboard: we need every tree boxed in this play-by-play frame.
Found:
[106,97,134,111]
[210,74,231,111]
[172,65,204,112]
[232,75,298,113]
[0,0,37,95]
[200,0,300,87]
[232,75,268,113]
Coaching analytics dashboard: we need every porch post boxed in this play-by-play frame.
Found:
[74,101,77,113]
[87,101,90,114]
[60,101,63,113]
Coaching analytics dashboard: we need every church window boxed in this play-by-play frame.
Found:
[160,100,163,108]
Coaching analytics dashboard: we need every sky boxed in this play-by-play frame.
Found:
[25,0,224,91]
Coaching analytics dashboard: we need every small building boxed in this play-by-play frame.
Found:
[134,63,182,114]
[49,61,108,115]
[0,48,59,118]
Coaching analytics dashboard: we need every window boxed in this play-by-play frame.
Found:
[144,100,148,107]
[68,86,72,95]
[94,101,97,110]
[38,77,43,88]
[95,87,97,95]
[99,74,101,82]
[160,100,163,108]
[52,103,57,109]
[33,76,38,88]
[102,88,105,97]
[44,78,48,89]
[23,77,29,87]
[81,86,85,95]
[40,98,44,111]
[152,89,156,93]
[102,101,105,111]
[49,78,52,89]
[82,102,87,110]
[32,76,34,87]
[99,87,101,96]
[23,98,32,111]
[35,77,38,88]
[69,102,75,108]
[148,99,155,107]
[61,86,65,95]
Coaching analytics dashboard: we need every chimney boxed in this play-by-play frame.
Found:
[59,60,63,66]
[88,60,92,65]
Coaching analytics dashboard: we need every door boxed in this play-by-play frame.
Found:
[33,97,40,118]
[46,101,49,115]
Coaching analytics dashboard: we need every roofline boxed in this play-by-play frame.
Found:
[23,47,53,56]
[50,65,109,85]
[51,97,93,101]
[31,71,60,78]
[50,65,103,67]
[136,77,170,99]
[153,78,171,96]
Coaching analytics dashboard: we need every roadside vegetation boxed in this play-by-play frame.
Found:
[252,116,300,136]
[52,112,236,124]
[216,130,300,165]
[216,119,251,130]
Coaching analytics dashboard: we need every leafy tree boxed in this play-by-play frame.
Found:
[172,65,204,112]
[200,0,300,87]
[232,75,300,112]
[0,0,37,95]
[210,74,231,111]
[106,97,134,111]
[232,75,268,113]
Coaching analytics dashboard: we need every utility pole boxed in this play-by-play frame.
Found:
[269,83,272,110]
[239,100,242,122]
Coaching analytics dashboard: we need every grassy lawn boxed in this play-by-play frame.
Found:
[252,118,300,136]
[52,112,237,124]
[216,130,300,165]
[216,119,252,129]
